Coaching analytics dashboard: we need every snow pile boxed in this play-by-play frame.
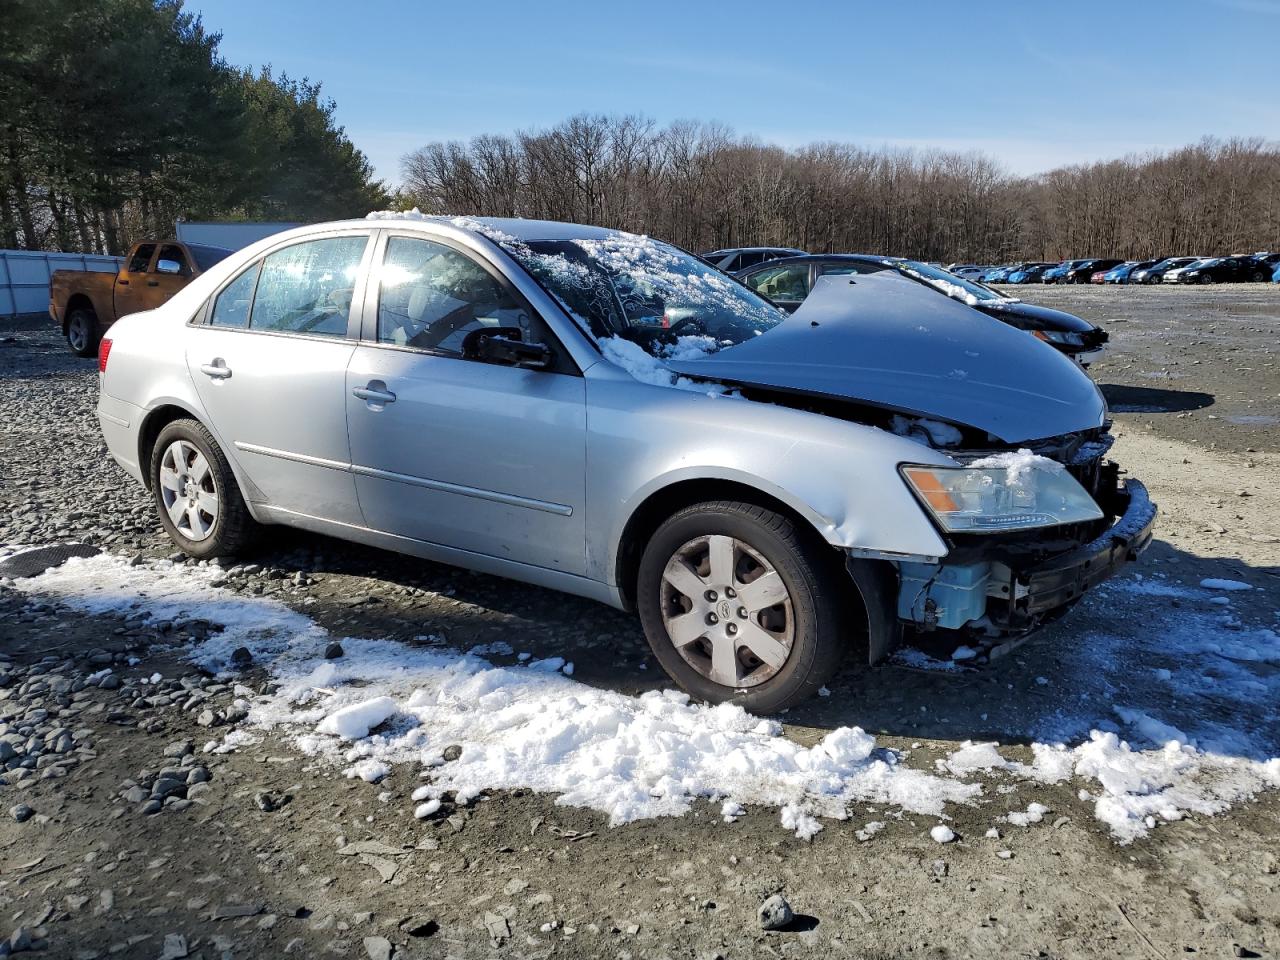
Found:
[599,336,729,396]
[968,448,1065,482]
[17,555,976,838]
[16,554,1280,844]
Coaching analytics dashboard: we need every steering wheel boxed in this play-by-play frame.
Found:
[667,317,707,337]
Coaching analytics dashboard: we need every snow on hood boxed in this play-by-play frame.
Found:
[666,273,1107,444]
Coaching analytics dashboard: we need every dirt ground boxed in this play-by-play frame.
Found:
[0,285,1278,960]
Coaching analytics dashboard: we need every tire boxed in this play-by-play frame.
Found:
[1252,271,1266,282]
[636,500,847,713]
[150,419,258,559]
[65,307,99,358]
[1200,274,1214,284]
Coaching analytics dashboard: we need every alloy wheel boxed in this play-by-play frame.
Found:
[68,314,90,353]
[158,439,219,541]
[659,534,794,688]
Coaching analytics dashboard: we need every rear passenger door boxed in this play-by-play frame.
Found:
[186,231,373,524]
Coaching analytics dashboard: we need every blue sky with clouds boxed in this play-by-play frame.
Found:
[193,0,1280,186]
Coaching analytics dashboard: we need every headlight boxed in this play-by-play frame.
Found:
[901,459,1103,533]
[1032,329,1085,347]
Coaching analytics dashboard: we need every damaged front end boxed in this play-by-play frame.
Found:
[874,427,1157,662]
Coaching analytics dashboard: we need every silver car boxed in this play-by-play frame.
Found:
[95,216,1156,711]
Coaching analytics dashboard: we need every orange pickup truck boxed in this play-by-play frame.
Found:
[49,240,230,356]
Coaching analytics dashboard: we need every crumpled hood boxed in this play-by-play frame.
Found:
[667,273,1107,443]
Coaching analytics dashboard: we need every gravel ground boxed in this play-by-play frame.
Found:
[0,289,1277,960]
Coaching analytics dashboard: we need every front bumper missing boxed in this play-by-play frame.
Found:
[986,478,1156,630]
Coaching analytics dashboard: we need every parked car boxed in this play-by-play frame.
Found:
[950,265,992,281]
[979,265,1015,283]
[1129,257,1200,284]
[701,247,805,273]
[1062,259,1123,284]
[50,240,231,356]
[1163,256,1259,284]
[1041,260,1086,284]
[1102,260,1161,284]
[737,254,1108,365]
[95,217,1154,711]
[1005,263,1057,284]
[1247,253,1280,279]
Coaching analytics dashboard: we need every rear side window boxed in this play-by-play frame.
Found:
[249,236,368,337]
[746,263,810,300]
[210,263,259,328]
[127,244,155,273]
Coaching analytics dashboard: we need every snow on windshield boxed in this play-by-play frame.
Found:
[501,233,785,357]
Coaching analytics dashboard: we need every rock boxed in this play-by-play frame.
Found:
[121,786,148,804]
[324,642,344,660]
[150,777,186,801]
[211,903,263,920]
[400,916,438,938]
[141,799,162,815]
[930,825,956,843]
[930,859,948,878]
[162,740,193,759]
[758,894,793,931]
[9,803,33,823]
[230,647,252,668]
[8,927,32,952]
[442,744,462,762]
[362,936,392,960]
[186,767,210,785]
[483,912,510,945]
[255,791,289,812]
[98,674,121,690]
[195,709,219,728]
[159,932,189,959]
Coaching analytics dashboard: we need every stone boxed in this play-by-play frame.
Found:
[324,642,345,660]
[9,803,33,823]
[442,744,462,762]
[230,647,252,668]
[141,799,163,815]
[255,791,289,812]
[362,936,392,960]
[758,894,793,931]
[211,903,263,920]
[162,740,193,759]
[930,859,948,878]
[121,786,148,804]
[483,912,510,945]
[159,932,189,959]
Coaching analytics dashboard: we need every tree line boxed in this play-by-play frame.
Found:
[402,115,1280,263]
[0,0,388,254]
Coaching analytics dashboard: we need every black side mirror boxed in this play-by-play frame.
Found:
[461,326,553,370]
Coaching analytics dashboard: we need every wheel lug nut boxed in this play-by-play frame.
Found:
[704,590,717,602]
[725,587,736,599]
[726,623,738,636]
[706,612,719,625]
[737,607,748,619]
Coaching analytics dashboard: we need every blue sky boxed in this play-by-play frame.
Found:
[193,0,1280,186]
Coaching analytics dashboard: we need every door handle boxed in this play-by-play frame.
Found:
[146,280,159,287]
[200,360,232,380]
[352,382,396,404]
[117,279,129,286]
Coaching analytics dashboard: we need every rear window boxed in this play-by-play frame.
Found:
[189,245,232,271]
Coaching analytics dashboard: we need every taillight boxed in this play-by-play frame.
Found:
[98,337,112,373]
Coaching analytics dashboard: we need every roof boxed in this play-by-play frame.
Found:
[355,213,622,243]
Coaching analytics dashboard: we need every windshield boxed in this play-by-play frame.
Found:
[505,235,786,354]
[894,260,1006,303]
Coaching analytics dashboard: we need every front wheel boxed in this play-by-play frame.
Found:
[150,419,259,559]
[637,500,847,713]
[65,307,99,357]
[1200,274,1214,284]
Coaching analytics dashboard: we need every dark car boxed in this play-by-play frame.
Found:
[701,247,806,273]
[1129,257,1200,284]
[1005,263,1057,284]
[736,255,1108,365]
[1248,253,1280,279]
[1062,259,1123,284]
[1163,255,1262,284]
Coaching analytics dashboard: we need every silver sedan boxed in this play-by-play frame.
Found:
[95,216,1155,711]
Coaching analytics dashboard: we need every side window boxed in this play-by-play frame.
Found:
[746,263,810,301]
[210,263,259,328]
[157,244,189,276]
[736,251,766,270]
[249,236,368,338]
[819,262,876,278]
[377,236,535,356]
[127,244,156,273]
[718,254,739,272]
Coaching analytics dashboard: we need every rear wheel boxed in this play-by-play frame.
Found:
[1200,274,1214,284]
[637,500,847,713]
[150,419,258,559]
[65,307,99,357]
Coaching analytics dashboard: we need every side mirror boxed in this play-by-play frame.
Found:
[461,326,553,370]
[156,258,182,275]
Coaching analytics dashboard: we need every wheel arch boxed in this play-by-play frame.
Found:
[136,402,212,491]
[63,293,97,331]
